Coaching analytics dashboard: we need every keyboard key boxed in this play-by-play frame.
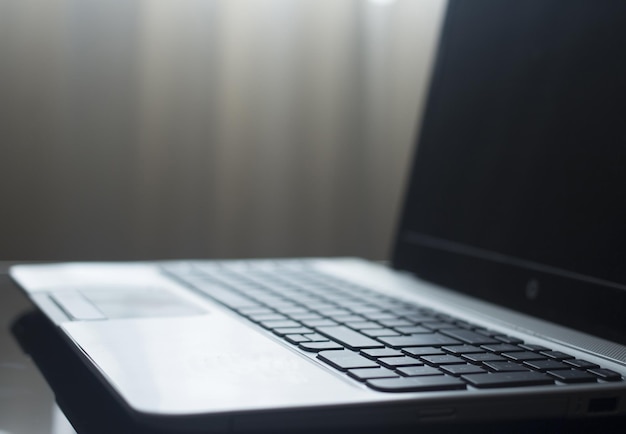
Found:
[440,329,500,345]
[402,347,446,357]
[317,350,380,371]
[523,360,571,371]
[362,328,400,338]
[462,372,554,388]
[588,369,623,382]
[441,364,487,376]
[360,348,404,359]
[397,366,442,377]
[378,356,423,368]
[495,336,524,344]
[518,344,550,352]
[395,326,432,334]
[547,370,597,384]
[299,341,343,352]
[379,334,461,349]
[422,321,459,331]
[502,352,547,362]
[540,351,574,360]
[564,359,600,370]
[367,376,466,392]
[348,321,385,330]
[301,319,338,328]
[421,355,466,366]
[261,320,301,329]
[272,327,313,336]
[481,344,523,353]
[441,345,483,355]
[290,312,323,321]
[462,353,507,363]
[348,367,399,381]
[301,333,328,342]
[247,313,286,322]
[330,315,365,324]
[285,334,310,344]
[316,326,384,350]
[362,312,397,321]
[378,319,413,327]
[483,361,531,372]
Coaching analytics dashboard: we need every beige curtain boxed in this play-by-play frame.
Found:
[0,0,446,261]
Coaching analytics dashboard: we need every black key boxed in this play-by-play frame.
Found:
[495,336,524,344]
[361,348,403,359]
[548,370,597,384]
[362,328,400,338]
[462,372,554,388]
[540,351,574,360]
[441,345,483,355]
[378,357,423,368]
[395,326,431,335]
[317,350,380,371]
[378,319,413,327]
[462,353,507,363]
[379,333,461,349]
[397,366,442,377]
[403,347,446,357]
[367,376,466,392]
[299,341,343,352]
[502,352,547,362]
[518,344,550,352]
[441,364,487,376]
[483,361,531,372]
[316,326,384,350]
[440,329,500,345]
[481,344,523,353]
[421,355,466,366]
[423,321,459,331]
[589,368,623,382]
[524,360,571,371]
[564,359,600,370]
[348,367,398,381]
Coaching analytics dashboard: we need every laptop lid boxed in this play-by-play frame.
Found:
[392,0,626,345]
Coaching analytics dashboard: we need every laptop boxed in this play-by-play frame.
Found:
[10,0,626,431]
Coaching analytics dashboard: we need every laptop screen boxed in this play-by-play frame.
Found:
[393,0,626,344]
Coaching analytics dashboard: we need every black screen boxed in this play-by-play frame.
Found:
[393,0,626,343]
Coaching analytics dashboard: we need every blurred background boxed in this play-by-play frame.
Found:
[0,0,446,261]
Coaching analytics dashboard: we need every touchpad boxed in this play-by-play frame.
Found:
[51,287,205,320]
[82,288,205,319]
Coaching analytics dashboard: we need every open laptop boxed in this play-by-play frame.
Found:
[10,0,626,431]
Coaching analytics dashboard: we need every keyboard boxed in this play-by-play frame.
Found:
[162,260,623,393]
